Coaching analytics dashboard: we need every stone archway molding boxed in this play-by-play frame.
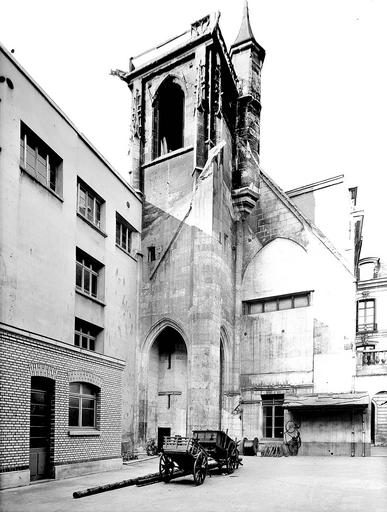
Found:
[220,325,232,391]
[141,317,190,357]
[68,371,102,388]
[29,363,57,380]
[242,236,307,279]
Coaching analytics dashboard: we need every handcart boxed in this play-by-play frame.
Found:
[159,436,208,486]
[192,430,240,473]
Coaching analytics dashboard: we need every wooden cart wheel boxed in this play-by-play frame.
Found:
[159,453,174,483]
[234,448,240,469]
[226,446,237,474]
[193,452,207,486]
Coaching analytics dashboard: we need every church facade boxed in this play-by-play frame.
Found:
[2,3,384,490]
[115,4,370,456]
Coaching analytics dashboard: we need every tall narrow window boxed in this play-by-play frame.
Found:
[153,79,184,158]
[262,395,284,439]
[116,213,134,255]
[357,299,376,332]
[77,179,103,229]
[148,246,156,262]
[20,122,62,195]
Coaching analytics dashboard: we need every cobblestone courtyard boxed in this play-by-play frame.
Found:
[1,455,386,512]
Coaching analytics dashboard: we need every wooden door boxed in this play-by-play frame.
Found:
[30,377,52,481]
[157,427,171,452]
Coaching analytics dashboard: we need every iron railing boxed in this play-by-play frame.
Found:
[357,349,387,367]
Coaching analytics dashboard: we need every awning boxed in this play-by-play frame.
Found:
[283,392,369,409]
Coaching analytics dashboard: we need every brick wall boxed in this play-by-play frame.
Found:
[0,327,123,473]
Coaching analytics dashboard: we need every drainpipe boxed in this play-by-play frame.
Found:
[362,411,366,457]
[351,406,355,457]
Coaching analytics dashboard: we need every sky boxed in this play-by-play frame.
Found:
[1,0,386,259]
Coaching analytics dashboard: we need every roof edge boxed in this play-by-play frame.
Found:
[260,169,354,275]
[0,43,142,203]
[286,174,344,198]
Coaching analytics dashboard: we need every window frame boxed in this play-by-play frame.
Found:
[75,249,102,300]
[262,395,284,439]
[148,246,156,262]
[115,213,134,255]
[68,382,98,429]
[356,298,376,333]
[20,121,62,196]
[244,291,312,315]
[74,318,102,352]
[77,179,104,230]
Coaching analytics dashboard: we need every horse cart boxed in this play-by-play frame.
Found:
[159,436,208,486]
[192,430,240,474]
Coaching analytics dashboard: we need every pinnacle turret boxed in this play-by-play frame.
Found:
[231,1,258,50]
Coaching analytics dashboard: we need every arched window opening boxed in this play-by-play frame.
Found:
[69,382,99,429]
[153,80,184,158]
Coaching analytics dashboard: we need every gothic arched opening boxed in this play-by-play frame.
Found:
[219,339,225,429]
[153,79,184,158]
[147,327,188,449]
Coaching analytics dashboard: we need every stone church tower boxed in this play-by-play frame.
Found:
[116,3,365,455]
[116,5,265,448]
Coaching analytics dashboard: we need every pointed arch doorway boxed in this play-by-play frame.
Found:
[147,326,188,447]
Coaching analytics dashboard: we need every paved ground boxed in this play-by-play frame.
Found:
[1,456,387,512]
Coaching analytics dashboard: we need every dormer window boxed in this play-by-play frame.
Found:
[358,258,380,281]
[152,78,184,158]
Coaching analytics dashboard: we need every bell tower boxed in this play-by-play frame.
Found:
[114,13,245,446]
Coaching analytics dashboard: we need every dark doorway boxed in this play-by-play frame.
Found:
[219,340,224,429]
[157,427,171,452]
[371,402,375,445]
[30,377,53,481]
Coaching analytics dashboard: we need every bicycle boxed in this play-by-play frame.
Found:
[284,420,301,456]
[146,438,158,456]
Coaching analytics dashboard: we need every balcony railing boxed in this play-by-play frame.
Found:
[357,349,387,367]
[356,323,377,334]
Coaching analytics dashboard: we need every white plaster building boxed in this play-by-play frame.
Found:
[0,45,142,489]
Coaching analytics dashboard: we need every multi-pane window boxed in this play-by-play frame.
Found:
[74,318,100,351]
[20,122,62,194]
[357,299,376,332]
[68,382,97,428]
[77,180,102,229]
[116,213,132,254]
[262,395,284,439]
[244,292,311,314]
[76,249,102,299]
